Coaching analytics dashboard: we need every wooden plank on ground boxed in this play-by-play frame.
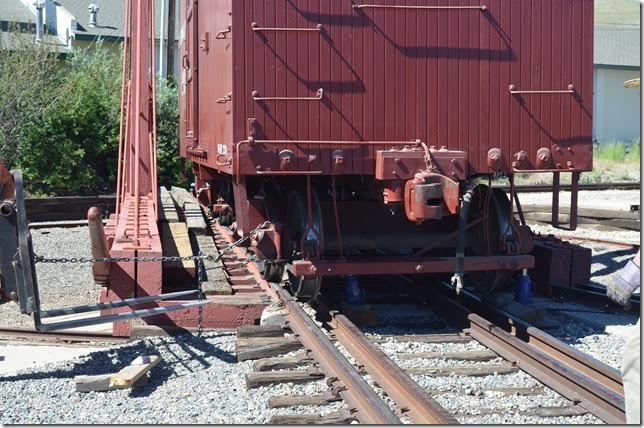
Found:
[246,370,324,388]
[194,234,231,295]
[235,336,303,361]
[160,222,195,280]
[74,355,161,392]
[184,203,207,235]
[406,363,518,377]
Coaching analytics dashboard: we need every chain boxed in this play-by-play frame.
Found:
[34,221,271,265]
[196,251,205,337]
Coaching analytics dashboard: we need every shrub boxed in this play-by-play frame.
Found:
[0,31,61,168]
[16,41,185,195]
[156,78,190,188]
[17,43,121,195]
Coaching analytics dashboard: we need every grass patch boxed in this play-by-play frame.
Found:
[595,141,627,161]
[626,141,640,162]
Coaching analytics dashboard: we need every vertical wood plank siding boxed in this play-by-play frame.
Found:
[187,0,593,176]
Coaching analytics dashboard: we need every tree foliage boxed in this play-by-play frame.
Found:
[18,44,122,195]
[1,34,185,196]
[0,31,61,168]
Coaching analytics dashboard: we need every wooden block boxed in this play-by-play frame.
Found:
[158,187,179,223]
[406,363,518,377]
[270,411,353,424]
[161,222,195,280]
[236,324,289,338]
[170,186,198,209]
[111,355,161,386]
[75,355,161,392]
[253,355,311,372]
[184,203,207,235]
[194,234,232,295]
[245,370,324,388]
[398,350,498,361]
[235,336,303,361]
[268,394,338,408]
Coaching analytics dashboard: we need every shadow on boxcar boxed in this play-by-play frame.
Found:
[515,96,592,147]
[361,7,515,61]
[258,27,367,95]
[286,0,369,27]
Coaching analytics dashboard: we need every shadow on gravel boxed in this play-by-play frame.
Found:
[590,246,639,279]
[0,332,236,394]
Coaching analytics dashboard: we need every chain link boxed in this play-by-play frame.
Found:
[34,221,270,265]
[196,251,205,337]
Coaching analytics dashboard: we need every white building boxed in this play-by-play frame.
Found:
[1,0,179,77]
[593,25,641,144]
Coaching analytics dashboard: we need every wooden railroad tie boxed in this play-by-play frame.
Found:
[235,325,302,362]
[246,368,324,389]
[270,411,354,425]
[74,355,161,392]
[268,393,341,408]
[397,350,498,361]
[405,362,519,377]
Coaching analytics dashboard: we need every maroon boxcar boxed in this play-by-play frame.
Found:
[179,0,593,299]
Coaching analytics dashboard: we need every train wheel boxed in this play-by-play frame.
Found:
[468,185,515,294]
[284,190,324,302]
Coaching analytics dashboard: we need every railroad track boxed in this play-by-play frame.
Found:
[0,327,128,345]
[499,182,640,193]
[23,181,640,225]
[210,220,626,424]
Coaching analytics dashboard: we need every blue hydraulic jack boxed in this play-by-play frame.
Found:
[514,269,534,305]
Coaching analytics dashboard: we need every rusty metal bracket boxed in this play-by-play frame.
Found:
[216,92,232,104]
[353,4,487,11]
[251,22,323,32]
[252,88,324,102]
[509,84,575,94]
[215,24,231,39]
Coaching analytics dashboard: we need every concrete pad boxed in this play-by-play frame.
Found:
[0,343,102,375]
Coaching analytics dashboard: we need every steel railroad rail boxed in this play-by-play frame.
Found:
[212,221,457,424]
[214,219,626,424]
[0,327,129,345]
[412,280,626,424]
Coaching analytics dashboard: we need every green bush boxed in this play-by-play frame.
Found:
[12,40,185,196]
[0,31,61,168]
[156,78,190,188]
[18,43,121,195]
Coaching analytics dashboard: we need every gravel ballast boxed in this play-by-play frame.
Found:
[0,332,348,424]
[0,227,99,329]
